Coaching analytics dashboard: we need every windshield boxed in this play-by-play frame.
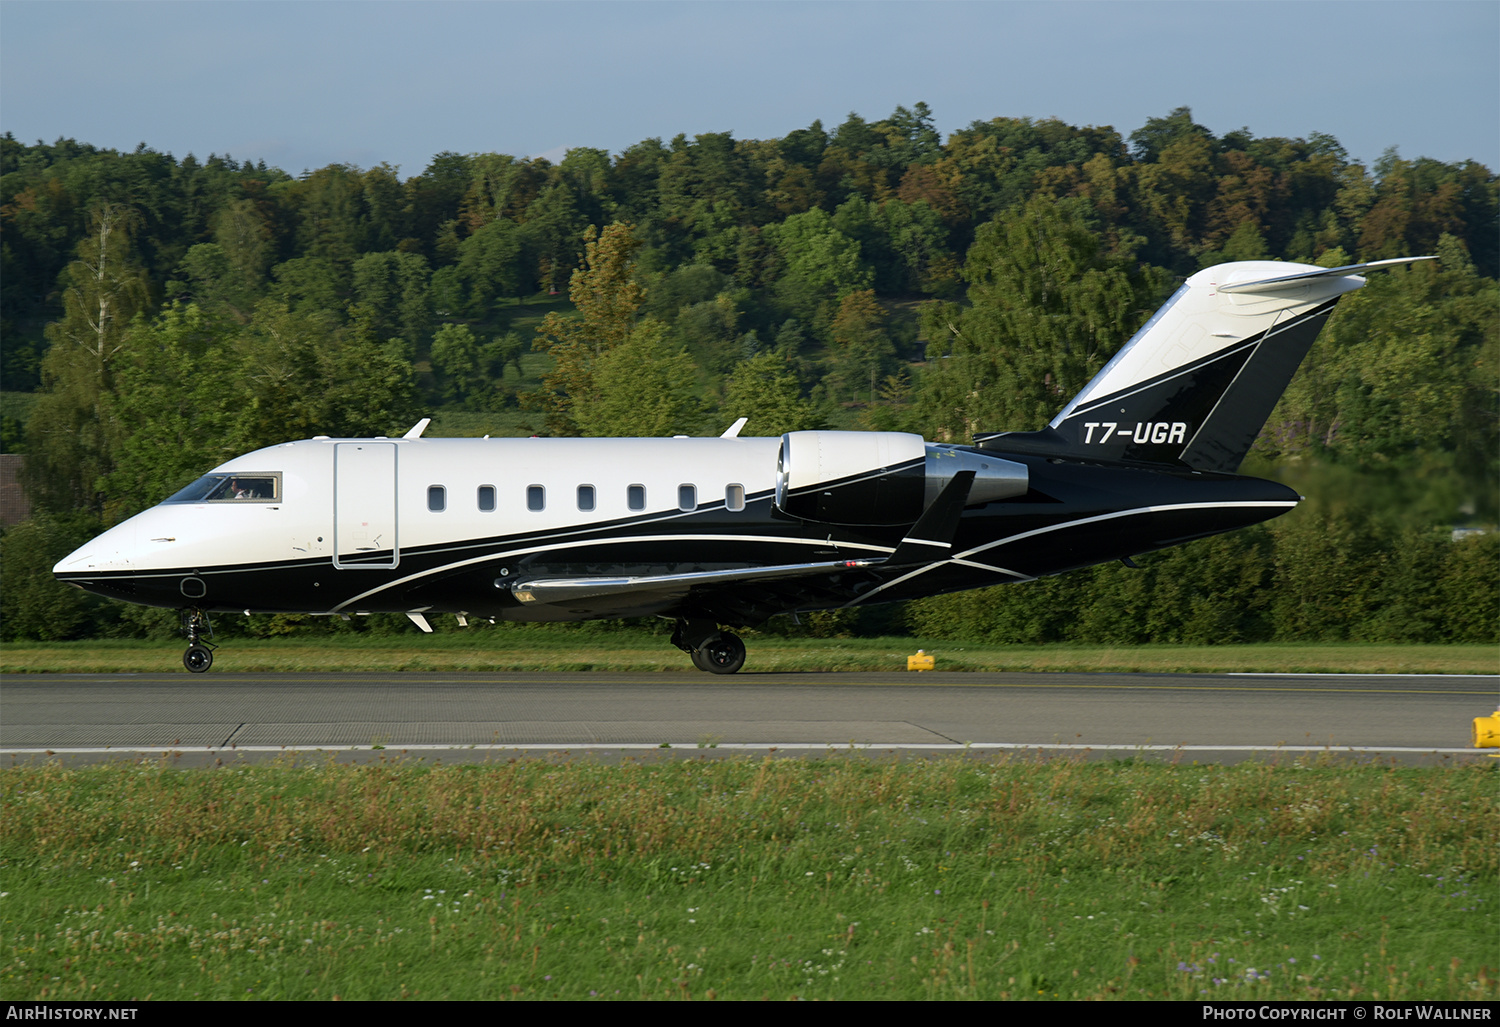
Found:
[164,472,281,503]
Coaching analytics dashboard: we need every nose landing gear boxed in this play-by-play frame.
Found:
[181,608,217,673]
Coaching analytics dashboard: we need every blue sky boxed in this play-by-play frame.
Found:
[2,1,1495,178]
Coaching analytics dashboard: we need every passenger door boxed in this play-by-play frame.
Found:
[333,442,399,569]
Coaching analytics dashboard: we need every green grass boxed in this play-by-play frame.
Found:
[2,634,1495,675]
[1,756,1493,1000]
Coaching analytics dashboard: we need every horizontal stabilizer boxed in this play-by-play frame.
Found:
[1215,256,1435,294]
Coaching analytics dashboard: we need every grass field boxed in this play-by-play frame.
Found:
[1,755,1493,1001]
[2,635,1496,675]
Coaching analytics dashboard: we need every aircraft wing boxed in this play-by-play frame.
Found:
[509,557,881,606]
[508,472,978,620]
[508,554,909,626]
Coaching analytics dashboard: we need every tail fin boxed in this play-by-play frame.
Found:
[977,257,1433,472]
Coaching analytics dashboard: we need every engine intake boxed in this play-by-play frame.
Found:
[774,431,1028,526]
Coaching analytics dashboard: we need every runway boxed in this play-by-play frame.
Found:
[3,671,1495,766]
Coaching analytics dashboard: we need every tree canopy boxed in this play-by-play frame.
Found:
[2,105,1493,643]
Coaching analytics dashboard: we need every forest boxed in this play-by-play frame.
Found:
[1,104,1495,644]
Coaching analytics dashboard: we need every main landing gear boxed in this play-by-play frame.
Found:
[181,608,217,673]
[672,618,747,675]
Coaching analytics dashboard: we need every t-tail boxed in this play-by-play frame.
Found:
[977,257,1433,472]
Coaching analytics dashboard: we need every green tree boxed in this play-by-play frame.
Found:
[0,513,105,640]
[362,162,408,251]
[670,293,741,374]
[430,322,484,406]
[168,243,234,310]
[319,328,421,439]
[524,180,588,294]
[573,320,704,437]
[1133,131,1217,261]
[229,299,418,452]
[642,263,729,318]
[97,303,237,522]
[289,164,368,266]
[828,288,894,402]
[350,250,433,351]
[213,196,274,304]
[528,222,648,435]
[1261,238,1498,520]
[1434,533,1500,642]
[765,207,872,328]
[24,204,149,514]
[915,196,1166,441]
[267,255,348,316]
[453,217,528,316]
[721,351,825,436]
[1129,106,1214,164]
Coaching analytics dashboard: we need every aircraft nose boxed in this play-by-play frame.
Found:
[53,521,138,576]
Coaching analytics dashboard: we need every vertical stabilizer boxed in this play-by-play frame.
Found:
[979,257,1432,472]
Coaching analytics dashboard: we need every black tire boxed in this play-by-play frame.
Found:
[693,632,746,675]
[183,644,213,674]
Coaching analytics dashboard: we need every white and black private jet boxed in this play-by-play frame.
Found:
[54,257,1429,673]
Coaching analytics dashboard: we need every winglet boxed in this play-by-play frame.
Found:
[886,471,975,565]
[403,418,432,440]
[721,417,748,438]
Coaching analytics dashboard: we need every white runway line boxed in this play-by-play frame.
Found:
[2,742,1485,755]
[1226,673,1497,678]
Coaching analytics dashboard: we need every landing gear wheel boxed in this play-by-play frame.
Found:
[183,644,214,674]
[180,608,217,673]
[692,632,746,675]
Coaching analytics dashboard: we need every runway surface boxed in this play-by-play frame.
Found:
[3,670,1495,765]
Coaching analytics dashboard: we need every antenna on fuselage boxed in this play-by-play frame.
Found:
[403,418,432,440]
[721,417,748,438]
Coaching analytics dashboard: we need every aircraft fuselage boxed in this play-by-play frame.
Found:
[54,434,1296,626]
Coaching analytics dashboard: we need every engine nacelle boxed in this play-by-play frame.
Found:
[774,431,1028,526]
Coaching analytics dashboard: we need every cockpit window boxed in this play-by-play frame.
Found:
[164,472,282,503]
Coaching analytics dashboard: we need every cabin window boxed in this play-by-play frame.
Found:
[577,484,596,512]
[428,485,446,512]
[678,484,697,512]
[527,485,545,511]
[477,485,496,512]
[164,472,282,504]
[627,484,646,511]
[726,483,745,512]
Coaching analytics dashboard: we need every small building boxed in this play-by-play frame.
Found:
[0,454,31,525]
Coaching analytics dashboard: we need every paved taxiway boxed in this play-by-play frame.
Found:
[3,671,1495,765]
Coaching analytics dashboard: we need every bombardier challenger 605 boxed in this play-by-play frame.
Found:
[55,257,1429,673]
